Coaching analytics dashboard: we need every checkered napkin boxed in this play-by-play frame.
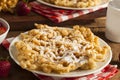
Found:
[1,38,118,80]
[29,1,108,23]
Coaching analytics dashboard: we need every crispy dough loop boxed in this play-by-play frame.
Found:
[15,24,110,74]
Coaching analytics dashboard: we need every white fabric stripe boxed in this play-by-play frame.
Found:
[7,37,14,43]
[72,13,80,17]
[78,77,88,80]
[102,72,111,77]
[82,10,90,14]
[89,77,98,80]
[61,16,69,21]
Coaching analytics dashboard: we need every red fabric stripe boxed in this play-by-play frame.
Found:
[86,74,94,78]
[68,15,74,19]
[35,74,54,80]
[102,65,111,72]
[49,16,62,23]
[1,39,10,49]
[78,11,84,16]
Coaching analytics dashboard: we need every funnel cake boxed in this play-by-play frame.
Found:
[42,0,101,8]
[15,24,109,74]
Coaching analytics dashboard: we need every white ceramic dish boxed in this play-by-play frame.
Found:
[9,32,112,77]
[0,18,10,44]
[37,0,110,10]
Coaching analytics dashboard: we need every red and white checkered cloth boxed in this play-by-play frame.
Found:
[29,1,108,23]
[1,37,118,80]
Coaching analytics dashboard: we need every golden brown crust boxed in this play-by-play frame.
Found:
[42,0,101,8]
[0,0,18,12]
[15,24,109,74]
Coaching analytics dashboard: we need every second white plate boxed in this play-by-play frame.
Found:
[37,0,110,10]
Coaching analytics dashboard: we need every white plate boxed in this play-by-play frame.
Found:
[37,0,110,10]
[9,33,112,77]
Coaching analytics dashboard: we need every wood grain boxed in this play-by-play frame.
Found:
[0,8,106,31]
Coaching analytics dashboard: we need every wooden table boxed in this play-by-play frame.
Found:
[0,8,120,80]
